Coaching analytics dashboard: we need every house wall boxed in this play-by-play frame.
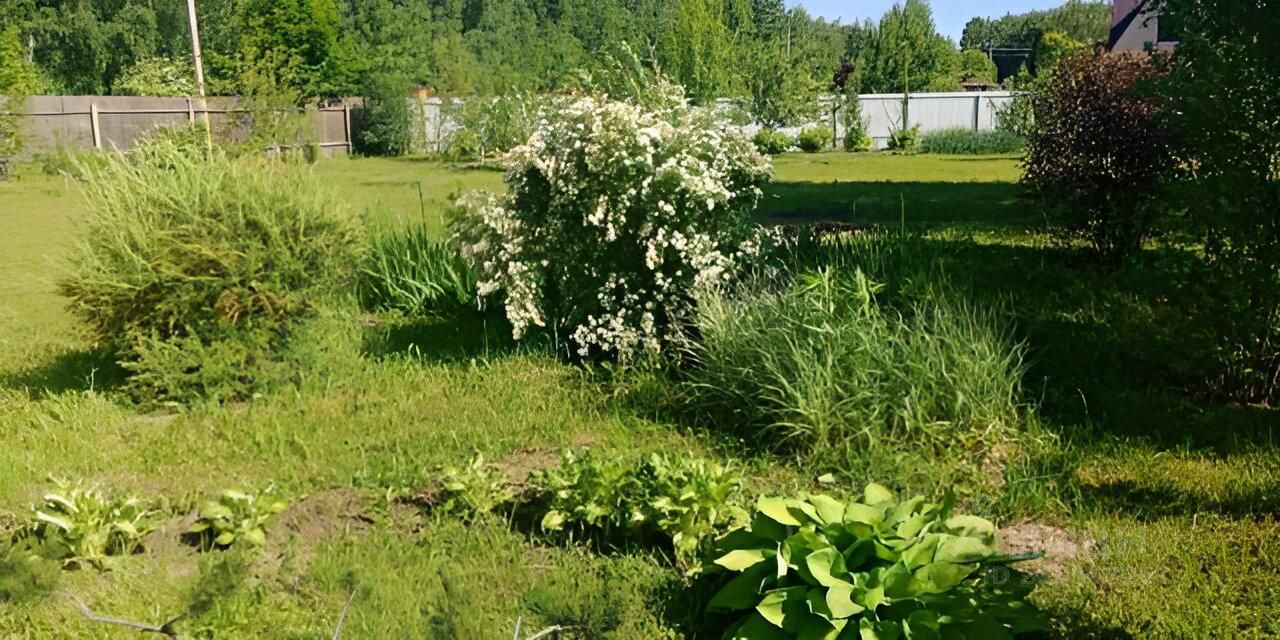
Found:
[1112,0,1169,51]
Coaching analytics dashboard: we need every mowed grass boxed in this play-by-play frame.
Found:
[1,153,1278,638]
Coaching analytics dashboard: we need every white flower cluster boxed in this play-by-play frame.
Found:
[454,95,773,358]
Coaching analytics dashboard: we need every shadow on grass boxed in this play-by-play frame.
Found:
[0,346,125,396]
[758,181,1032,227]
[362,308,521,363]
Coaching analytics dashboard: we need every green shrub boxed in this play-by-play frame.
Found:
[359,222,475,314]
[839,92,872,152]
[189,489,288,549]
[887,126,921,153]
[1022,51,1176,258]
[919,128,1024,155]
[1158,0,1280,404]
[753,129,793,155]
[684,267,1024,461]
[444,93,544,162]
[706,485,1043,639]
[797,127,833,153]
[354,73,413,157]
[842,129,872,153]
[12,481,153,570]
[59,137,363,403]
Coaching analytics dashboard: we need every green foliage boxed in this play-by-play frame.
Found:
[797,127,833,153]
[359,222,475,314]
[531,451,748,571]
[707,486,1043,639]
[435,455,514,520]
[685,265,1025,465]
[1157,0,1280,404]
[745,42,823,129]
[445,93,543,162]
[59,133,363,403]
[887,125,921,153]
[1033,31,1087,77]
[753,129,793,156]
[238,0,347,97]
[1022,52,1175,258]
[0,25,39,159]
[960,1,1111,52]
[958,49,997,84]
[839,93,872,152]
[919,128,1024,155]
[189,489,288,549]
[354,74,413,157]
[657,0,739,102]
[523,555,683,639]
[12,481,153,570]
[113,56,195,96]
[853,0,961,93]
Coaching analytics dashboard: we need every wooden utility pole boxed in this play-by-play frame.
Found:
[186,0,213,151]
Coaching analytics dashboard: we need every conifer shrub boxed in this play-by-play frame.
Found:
[60,135,362,403]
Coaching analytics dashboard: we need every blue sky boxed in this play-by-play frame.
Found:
[789,1,1075,41]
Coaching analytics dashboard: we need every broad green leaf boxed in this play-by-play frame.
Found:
[199,501,234,521]
[751,513,791,542]
[759,497,802,526]
[934,535,993,564]
[805,547,849,587]
[540,510,567,531]
[791,499,821,524]
[795,614,842,640]
[214,531,237,546]
[864,483,894,505]
[944,515,996,544]
[825,582,864,619]
[726,613,789,640]
[901,534,941,570]
[806,587,834,620]
[809,495,845,525]
[34,512,72,533]
[42,494,78,514]
[843,537,875,570]
[717,549,772,572]
[911,562,977,594]
[857,586,886,611]
[885,497,926,527]
[756,587,806,629]
[843,503,884,527]
[895,513,934,540]
[859,617,902,640]
[903,610,940,640]
[709,565,772,612]
[242,528,267,547]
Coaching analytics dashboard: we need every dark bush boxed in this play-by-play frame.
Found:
[1158,0,1280,403]
[354,74,413,157]
[1022,51,1176,258]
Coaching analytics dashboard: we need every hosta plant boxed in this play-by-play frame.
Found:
[189,489,287,549]
[436,455,514,520]
[453,95,772,359]
[17,482,153,570]
[707,484,1042,639]
[532,451,747,572]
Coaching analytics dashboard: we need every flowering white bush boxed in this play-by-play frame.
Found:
[453,96,772,358]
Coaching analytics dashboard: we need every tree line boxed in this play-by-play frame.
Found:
[0,1,1108,107]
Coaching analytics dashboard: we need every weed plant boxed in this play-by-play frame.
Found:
[359,222,475,314]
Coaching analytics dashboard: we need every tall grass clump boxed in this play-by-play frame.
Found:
[683,236,1027,488]
[359,222,475,314]
[60,136,362,404]
[919,128,1025,155]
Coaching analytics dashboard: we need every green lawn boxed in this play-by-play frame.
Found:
[1,153,1276,639]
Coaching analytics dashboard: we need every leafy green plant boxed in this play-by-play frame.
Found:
[436,455,514,520]
[354,73,414,157]
[189,489,288,549]
[797,127,834,153]
[531,451,748,571]
[707,484,1042,639]
[753,129,794,156]
[919,128,1024,155]
[359,222,475,314]
[887,125,921,153]
[0,540,61,603]
[14,481,153,570]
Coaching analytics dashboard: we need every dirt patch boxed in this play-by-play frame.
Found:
[999,522,1096,579]
[497,447,559,488]
[252,488,373,582]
